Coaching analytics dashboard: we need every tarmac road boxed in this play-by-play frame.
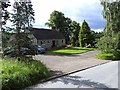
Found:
[26,61,119,89]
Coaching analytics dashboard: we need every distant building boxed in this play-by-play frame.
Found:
[7,28,66,49]
[29,28,66,49]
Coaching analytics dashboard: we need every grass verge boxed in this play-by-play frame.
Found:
[1,58,50,90]
[46,47,94,55]
[96,52,120,60]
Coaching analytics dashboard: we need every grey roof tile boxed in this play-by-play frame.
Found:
[30,28,65,40]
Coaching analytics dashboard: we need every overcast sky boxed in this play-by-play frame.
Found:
[9,0,106,32]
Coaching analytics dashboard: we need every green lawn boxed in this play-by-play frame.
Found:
[96,52,114,60]
[0,58,50,90]
[96,51,120,60]
[46,47,94,55]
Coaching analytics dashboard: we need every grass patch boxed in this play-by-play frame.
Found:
[1,58,50,90]
[96,52,120,60]
[46,47,94,55]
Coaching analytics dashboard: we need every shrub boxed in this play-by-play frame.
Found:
[1,59,50,90]
[113,50,120,60]
[96,32,120,54]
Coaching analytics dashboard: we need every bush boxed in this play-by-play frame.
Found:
[96,32,120,54]
[96,36,114,53]
[96,34,120,60]
[1,59,50,90]
[113,50,120,60]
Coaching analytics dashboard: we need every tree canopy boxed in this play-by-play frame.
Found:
[45,10,81,45]
[101,0,120,33]
[98,0,120,56]
[70,21,80,46]
[45,10,66,34]
[79,20,92,47]
[2,1,35,59]
[1,1,11,55]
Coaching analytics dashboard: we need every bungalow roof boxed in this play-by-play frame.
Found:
[30,28,65,40]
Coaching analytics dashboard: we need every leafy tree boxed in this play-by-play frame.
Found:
[45,10,74,44]
[8,1,35,58]
[70,21,80,46]
[98,0,120,54]
[45,10,79,44]
[101,0,120,33]
[46,10,81,45]
[90,30,96,47]
[64,17,72,44]
[79,20,92,47]
[45,10,66,35]
[91,31,104,47]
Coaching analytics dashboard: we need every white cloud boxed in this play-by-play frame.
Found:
[8,0,106,32]
[32,0,100,22]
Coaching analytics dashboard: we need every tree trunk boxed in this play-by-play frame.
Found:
[0,2,3,59]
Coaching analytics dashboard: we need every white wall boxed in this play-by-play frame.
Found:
[28,34,37,45]
[27,30,66,49]
[37,39,65,49]
[26,30,37,45]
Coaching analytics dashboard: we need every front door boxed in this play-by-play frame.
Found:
[52,40,55,47]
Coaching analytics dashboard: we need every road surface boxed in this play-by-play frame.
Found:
[33,50,110,74]
[26,61,119,89]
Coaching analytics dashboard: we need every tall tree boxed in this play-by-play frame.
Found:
[70,21,80,46]
[45,10,66,34]
[98,0,120,53]
[9,1,35,58]
[79,20,91,47]
[64,17,72,44]
[101,0,120,33]
[0,1,11,56]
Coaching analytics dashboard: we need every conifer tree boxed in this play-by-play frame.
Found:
[9,1,35,58]
[0,1,11,57]
[79,20,91,47]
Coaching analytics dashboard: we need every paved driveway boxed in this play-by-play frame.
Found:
[26,61,118,89]
[33,50,110,75]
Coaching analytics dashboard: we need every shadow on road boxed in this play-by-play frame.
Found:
[50,75,110,88]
